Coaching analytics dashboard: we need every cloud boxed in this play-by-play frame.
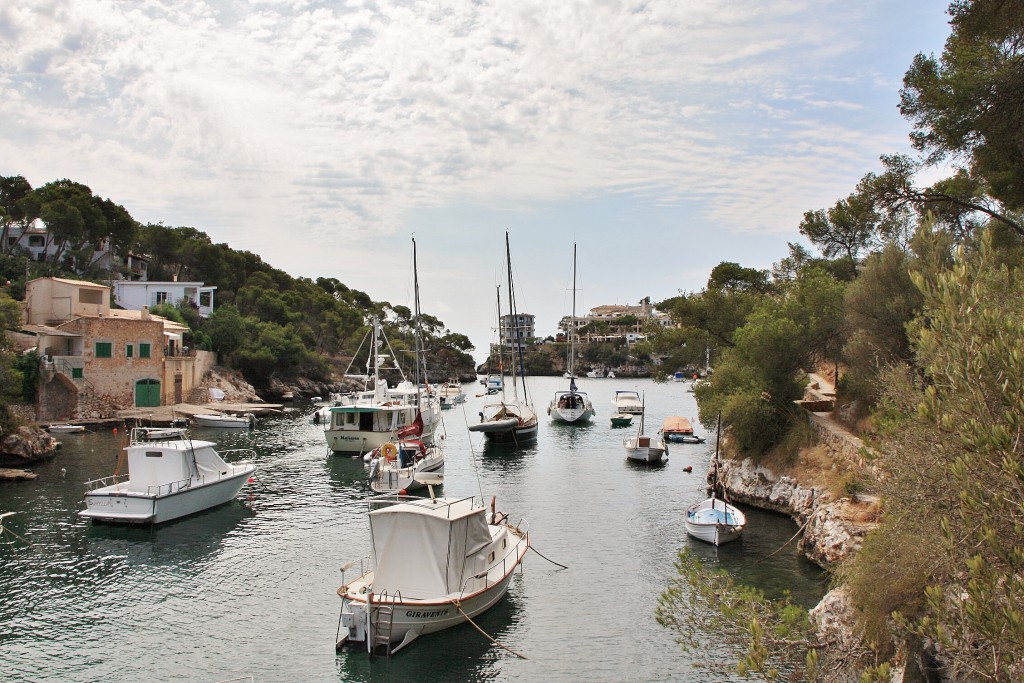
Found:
[0,0,949,356]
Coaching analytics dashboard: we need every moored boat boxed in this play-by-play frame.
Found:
[660,416,705,444]
[194,413,256,430]
[548,244,595,425]
[78,438,256,525]
[609,412,633,428]
[438,379,466,409]
[469,234,539,445]
[367,438,444,494]
[47,424,86,433]
[611,390,644,415]
[623,401,667,464]
[684,413,746,545]
[335,488,530,655]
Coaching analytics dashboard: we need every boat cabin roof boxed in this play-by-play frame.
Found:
[661,416,694,433]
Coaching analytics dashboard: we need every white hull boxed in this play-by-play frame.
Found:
[685,497,746,545]
[548,406,595,423]
[369,451,445,493]
[611,392,644,415]
[623,435,667,464]
[48,424,86,433]
[79,465,254,524]
[194,414,254,429]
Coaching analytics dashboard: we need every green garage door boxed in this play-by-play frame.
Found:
[135,379,161,407]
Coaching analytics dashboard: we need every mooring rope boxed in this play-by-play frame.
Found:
[750,516,812,566]
[529,545,568,570]
[455,602,528,660]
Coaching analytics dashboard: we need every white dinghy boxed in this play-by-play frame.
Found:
[194,413,256,430]
[335,480,530,655]
[78,438,256,525]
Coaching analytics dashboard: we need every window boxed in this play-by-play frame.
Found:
[139,343,151,358]
[125,344,134,358]
[28,235,44,247]
[71,367,83,379]
[199,291,211,307]
[6,237,15,247]
[95,342,112,358]
[154,291,168,305]
[79,289,102,305]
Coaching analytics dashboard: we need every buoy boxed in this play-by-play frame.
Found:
[248,477,255,483]
[683,466,693,473]
[112,427,118,433]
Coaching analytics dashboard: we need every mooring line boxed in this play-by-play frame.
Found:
[529,545,568,570]
[455,603,528,660]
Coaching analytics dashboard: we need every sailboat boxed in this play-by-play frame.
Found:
[622,395,667,464]
[468,233,539,444]
[365,238,444,493]
[684,413,746,545]
[548,244,595,424]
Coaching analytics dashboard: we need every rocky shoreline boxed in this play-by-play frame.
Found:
[715,411,883,678]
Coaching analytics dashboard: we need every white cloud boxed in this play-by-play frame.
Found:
[0,0,951,358]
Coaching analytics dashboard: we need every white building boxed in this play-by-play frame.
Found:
[499,312,535,351]
[113,281,216,318]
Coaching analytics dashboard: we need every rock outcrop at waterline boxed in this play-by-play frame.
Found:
[0,425,58,469]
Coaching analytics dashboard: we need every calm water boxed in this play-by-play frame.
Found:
[0,377,825,682]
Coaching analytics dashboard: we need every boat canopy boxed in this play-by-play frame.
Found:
[369,498,492,599]
[123,440,223,491]
[661,416,694,434]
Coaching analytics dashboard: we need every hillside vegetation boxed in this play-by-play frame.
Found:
[652,1,1024,679]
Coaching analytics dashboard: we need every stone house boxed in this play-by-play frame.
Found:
[18,277,215,420]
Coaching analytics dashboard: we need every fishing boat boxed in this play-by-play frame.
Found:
[685,414,746,545]
[47,424,86,433]
[131,426,190,442]
[548,244,595,425]
[611,390,644,415]
[78,438,256,525]
[334,484,530,655]
[469,234,539,444]
[194,413,256,430]
[623,400,667,464]
[609,412,633,428]
[660,416,706,444]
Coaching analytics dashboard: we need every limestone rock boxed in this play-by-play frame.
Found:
[0,425,59,467]
[0,468,39,481]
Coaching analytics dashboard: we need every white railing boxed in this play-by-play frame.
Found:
[458,520,530,597]
[83,473,129,492]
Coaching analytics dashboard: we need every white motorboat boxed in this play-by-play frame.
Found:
[468,234,539,445]
[194,413,256,430]
[367,438,445,494]
[548,244,595,425]
[685,412,745,545]
[335,489,530,655]
[623,403,667,464]
[685,496,746,546]
[611,390,644,415]
[78,438,256,525]
[130,426,190,442]
[586,369,605,378]
[484,374,503,394]
[47,424,86,433]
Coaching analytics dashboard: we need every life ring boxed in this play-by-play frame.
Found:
[382,442,399,461]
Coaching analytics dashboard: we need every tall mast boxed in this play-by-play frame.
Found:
[412,237,424,389]
[495,285,506,401]
[505,232,528,402]
[569,243,578,393]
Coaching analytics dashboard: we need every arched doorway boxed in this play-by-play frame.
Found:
[135,378,161,407]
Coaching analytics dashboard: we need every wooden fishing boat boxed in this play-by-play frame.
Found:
[684,413,746,545]
[335,485,529,655]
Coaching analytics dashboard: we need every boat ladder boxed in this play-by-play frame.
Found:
[369,598,396,657]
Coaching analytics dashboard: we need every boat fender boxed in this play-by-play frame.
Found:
[382,442,399,461]
[368,458,379,479]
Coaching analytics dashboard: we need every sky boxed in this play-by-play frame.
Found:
[0,1,954,363]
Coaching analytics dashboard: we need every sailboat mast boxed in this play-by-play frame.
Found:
[505,232,528,401]
[495,285,506,401]
[412,238,424,390]
[569,244,577,393]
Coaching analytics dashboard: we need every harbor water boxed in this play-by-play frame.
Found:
[0,377,825,681]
